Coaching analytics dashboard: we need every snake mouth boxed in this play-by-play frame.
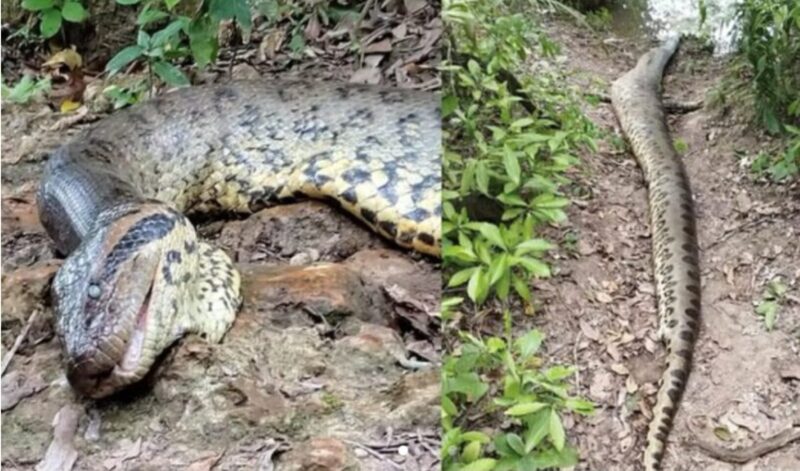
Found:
[67,278,155,398]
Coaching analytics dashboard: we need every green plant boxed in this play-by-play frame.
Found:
[443,0,596,308]
[21,0,88,38]
[1,75,52,104]
[755,277,788,331]
[106,0,254,88]
[442,325,594,470]
[103,79,149,109]
[748,125,800,181]
[735,0,800,133]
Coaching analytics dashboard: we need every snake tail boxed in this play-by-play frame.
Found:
[610,36,701,471]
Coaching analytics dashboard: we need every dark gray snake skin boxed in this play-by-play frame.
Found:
[37,80,441,398]
[610,37,701,470]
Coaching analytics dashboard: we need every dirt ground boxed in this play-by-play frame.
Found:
[529,16,800,471]
[1,3,441,470]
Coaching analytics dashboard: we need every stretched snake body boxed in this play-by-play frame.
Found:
[38,80,441,398]
[610,37,701,470]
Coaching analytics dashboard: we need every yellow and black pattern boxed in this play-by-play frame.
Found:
[37,80,441,398]
[611,37,701,471]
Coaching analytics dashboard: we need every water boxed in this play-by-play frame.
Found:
[607,0,740,55]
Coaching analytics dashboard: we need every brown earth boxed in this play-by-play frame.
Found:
[1,2,441,470]
[529,16,800,471]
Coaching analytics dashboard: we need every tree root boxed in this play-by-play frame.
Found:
[690,423,800,464]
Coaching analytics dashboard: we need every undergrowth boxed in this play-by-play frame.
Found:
[713,0,799,181]
[442,0,596,468]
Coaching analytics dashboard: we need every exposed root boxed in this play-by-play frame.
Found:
[690,422,800,464]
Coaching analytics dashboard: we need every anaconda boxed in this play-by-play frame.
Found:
[610,37,701,470]
[37,80,441,399]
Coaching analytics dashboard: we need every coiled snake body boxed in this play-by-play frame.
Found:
[610,37,701,470]
[38,80,441,398]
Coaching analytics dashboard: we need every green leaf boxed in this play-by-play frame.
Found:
[22,0,54,11]
[289,31,305,53]
[478,223,506,249]
[544,365,576,382]
[549,409,566,451]
[462,440,482,463]
[512,274,531,301]
[2,75,51,104]
[152,61,189,86]
[442,95,458,118]
[188,17,218,68]
[61,2,88,22]
[515,330,543,358]
[516,256,550,277]
[137,30,151,48]
[467,267,488,303]
[105,45,143,73]
[137,7,169,26]
[442,395,458,416]
[152,18,188,47]
[565,397,595,415]
[755,300,778,330]
[505,433,525,456]
[503,149,521,186]
[461,431,492,444]
[449,267,478,287]
[39,8,62,38]
[523,408,551,452]
[115,0,141,4]
[209,0,252,31]
[505,402,547,416]
[460,458,497,471]
[514,238,554,255]
[164,0,180,9]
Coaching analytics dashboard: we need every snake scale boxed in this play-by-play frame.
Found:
[611,37,701,470]
[37,80,441,398]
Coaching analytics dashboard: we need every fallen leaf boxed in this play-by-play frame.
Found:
[595,291,613,304]
[36,405,81,471]
[1,371,48,411]
[610,363,629,375]
[349,67,382,85]
[60,99,81,113]
[43,48,83,71]
[365,38,392,54]
[578,320,601,342]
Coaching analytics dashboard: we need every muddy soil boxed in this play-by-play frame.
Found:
[528,16,800,471]
[1,3,442,470]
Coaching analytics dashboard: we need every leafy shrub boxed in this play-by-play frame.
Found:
[735,0,800,133]
[442,326,594,470]
[443,0,596,308]
[21,0,88,38]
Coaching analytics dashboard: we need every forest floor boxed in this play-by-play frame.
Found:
[1,3,441,470]
[529,15,800,471]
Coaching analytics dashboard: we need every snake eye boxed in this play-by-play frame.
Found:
[87,283,102,299]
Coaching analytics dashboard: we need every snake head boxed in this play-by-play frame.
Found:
[52,203,191,398]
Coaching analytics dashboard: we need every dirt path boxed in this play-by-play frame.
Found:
[531,17,800,471]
